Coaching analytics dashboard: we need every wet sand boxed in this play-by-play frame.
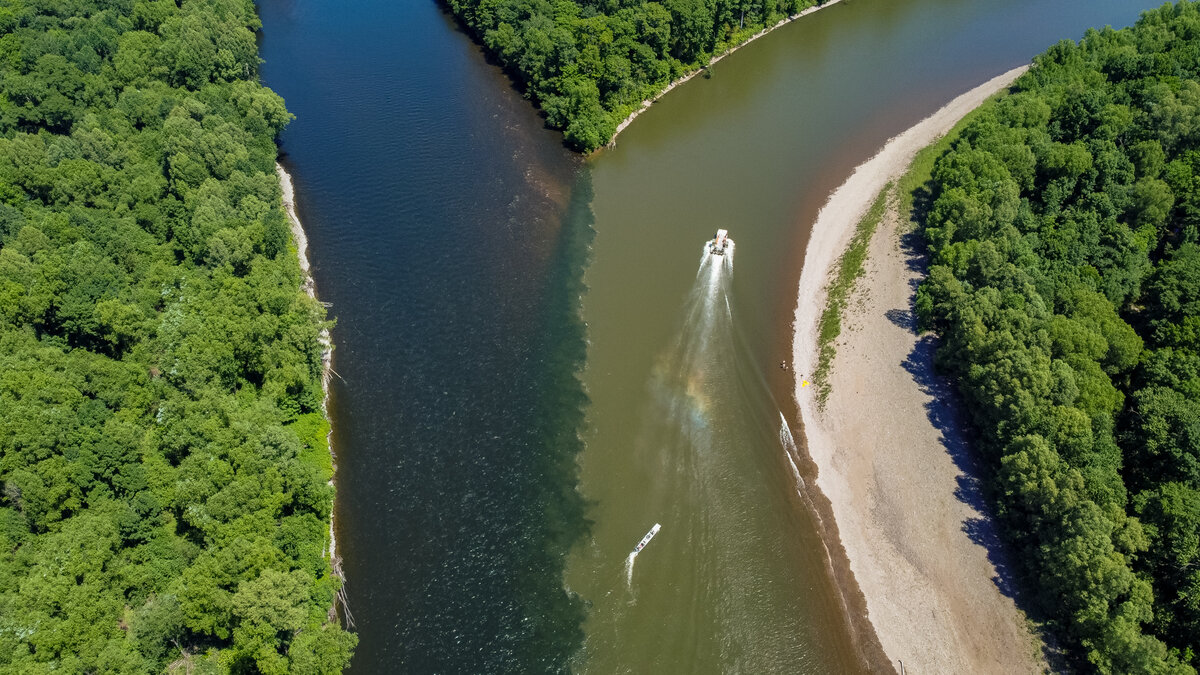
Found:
[791,67,1046,673]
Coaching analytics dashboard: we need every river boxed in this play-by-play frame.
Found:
[257,0,1160,671]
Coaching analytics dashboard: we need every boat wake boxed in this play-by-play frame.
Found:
[779,410,835,559]
[778,412,808,493]
[581,229,825,669]
[699,240,735,270]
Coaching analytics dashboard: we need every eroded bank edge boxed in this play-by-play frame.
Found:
[276,163,349,625]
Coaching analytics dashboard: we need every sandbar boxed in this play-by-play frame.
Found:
[791,66,1045,673]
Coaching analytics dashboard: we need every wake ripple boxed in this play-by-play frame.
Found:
[779,412,806,491]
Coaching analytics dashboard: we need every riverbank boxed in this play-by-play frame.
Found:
[605,0,847,149]
[791,66,1043,672]
[277,163,346,618]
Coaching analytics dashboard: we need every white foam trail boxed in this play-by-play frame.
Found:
[625,551,637,587]
[779,412,806,491]
[698,240,734,274]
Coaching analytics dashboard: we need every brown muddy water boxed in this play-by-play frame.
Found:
[567,1,1160,672]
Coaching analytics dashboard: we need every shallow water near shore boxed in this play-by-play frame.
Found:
[258,2,590,670]
[569,0,1158,671]
[258,0,1161,670]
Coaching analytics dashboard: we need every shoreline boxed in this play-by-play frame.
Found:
[605,0,847,148]
[790,66,1037,671]
[277,163,347,619]
[792,64,1026,376]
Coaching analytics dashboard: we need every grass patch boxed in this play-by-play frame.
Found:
[813,182,891,406]
[810,82,1016,406]
[292,410,334,477]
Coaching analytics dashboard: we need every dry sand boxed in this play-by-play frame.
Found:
[791,66,1046,673]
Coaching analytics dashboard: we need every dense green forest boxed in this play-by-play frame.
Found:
[445,0,822,151]
[0,0,355,671]
[915,3,1200,671]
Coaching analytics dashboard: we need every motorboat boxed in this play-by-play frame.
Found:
[633,523,661,553]
[709,229,730,255]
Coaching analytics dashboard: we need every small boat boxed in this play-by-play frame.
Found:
[633,523,661,553]
[709,229,730,255]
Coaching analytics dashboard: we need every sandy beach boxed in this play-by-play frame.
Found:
[791,66,1045,673]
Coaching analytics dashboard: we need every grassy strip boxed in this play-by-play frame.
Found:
[813,89,1011,406]
[814,183,891,406]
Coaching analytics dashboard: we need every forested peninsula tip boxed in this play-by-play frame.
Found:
[445,0,831,151]
[0,0,355,671]
[915,2,1200,671]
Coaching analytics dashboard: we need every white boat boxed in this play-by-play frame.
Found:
[633,523,661,553]
[709,229,730,255]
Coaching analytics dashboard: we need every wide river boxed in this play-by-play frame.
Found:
[258,0,1160,671]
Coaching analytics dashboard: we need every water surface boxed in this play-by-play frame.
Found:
[570,1,1161,672]
[258,0,1161,671]
[258,2,590,670]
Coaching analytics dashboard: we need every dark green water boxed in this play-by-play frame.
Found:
[257,0,1160,671]
[257,3,590,670]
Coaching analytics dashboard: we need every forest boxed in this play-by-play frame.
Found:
[915,2,1200,671]
[0,0,355,672]
[444,0,821,151]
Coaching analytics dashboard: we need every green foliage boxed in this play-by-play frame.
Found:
[0,0,353,671]
[445,0,817,150]
[914,4,1200,670]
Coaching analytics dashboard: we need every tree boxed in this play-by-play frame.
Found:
[917,7,1200,667]
[0,0,352,668]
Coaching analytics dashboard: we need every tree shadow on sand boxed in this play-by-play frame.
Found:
[893,225,1068,670]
